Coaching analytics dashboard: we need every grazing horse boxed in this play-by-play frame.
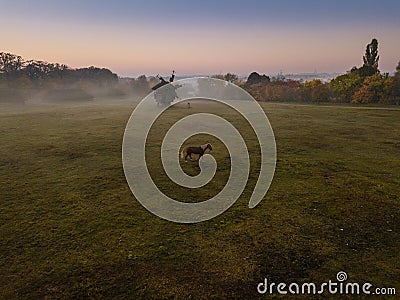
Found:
[180,143,212,161]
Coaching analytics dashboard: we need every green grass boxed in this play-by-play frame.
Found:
[1,100,399,299]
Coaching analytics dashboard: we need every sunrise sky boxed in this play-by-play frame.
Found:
[1,0,399,77]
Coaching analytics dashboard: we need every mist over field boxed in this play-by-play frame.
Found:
[1,35,400,112]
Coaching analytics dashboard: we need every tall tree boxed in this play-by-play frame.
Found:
[363,38,379,70]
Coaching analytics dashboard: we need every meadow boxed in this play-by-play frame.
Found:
[0,99,399,299]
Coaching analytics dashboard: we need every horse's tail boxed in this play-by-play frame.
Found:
[180,148,186,159]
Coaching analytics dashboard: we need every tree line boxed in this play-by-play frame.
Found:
[0,52,118,86]
[240,39,400,105]
[0,52,121,103]
[1,38,399,104]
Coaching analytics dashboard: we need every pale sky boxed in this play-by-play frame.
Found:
[1,0,399,77]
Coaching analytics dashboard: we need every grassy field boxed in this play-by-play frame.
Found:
[1,100,399,299]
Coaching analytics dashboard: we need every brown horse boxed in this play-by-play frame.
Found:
[180,143,212,161]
